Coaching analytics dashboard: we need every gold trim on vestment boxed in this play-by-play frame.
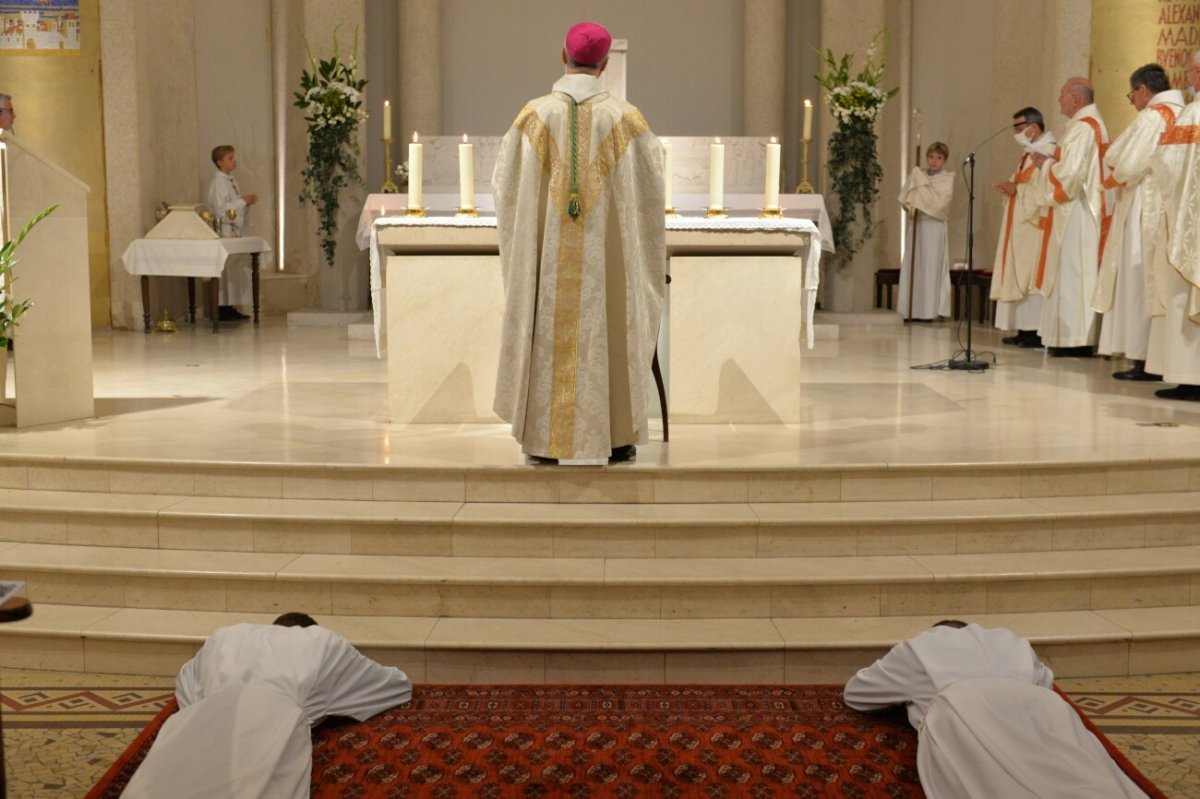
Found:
[546,102,594,457]
[577,110,650,223]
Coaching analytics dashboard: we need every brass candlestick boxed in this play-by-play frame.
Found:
[380,138,400,194]
[664,207,679,218]
[705,207,728,219]
[759,207,783,219]
[795,139,815,194]
[456,206,479,218]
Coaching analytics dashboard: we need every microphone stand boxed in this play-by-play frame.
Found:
[948,123,1013,372]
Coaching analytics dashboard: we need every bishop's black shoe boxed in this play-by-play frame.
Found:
[609,445,637,463]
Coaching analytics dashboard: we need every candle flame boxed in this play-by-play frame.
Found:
[413,131,419,143]
[384,100,390,108]
[715,137,721,144]
[770,136,777,144]
[661,137,669,145]
[462,133,469,143]
[804,98,812,108]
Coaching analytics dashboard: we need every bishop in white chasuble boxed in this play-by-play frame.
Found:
[492,25,665,462]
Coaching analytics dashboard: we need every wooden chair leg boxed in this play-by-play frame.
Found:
[652,347,668,443]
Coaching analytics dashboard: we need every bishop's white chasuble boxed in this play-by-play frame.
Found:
[492,74,665,461]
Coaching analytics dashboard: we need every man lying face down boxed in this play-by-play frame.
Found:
[844,620,1147,798]
[122,613,413,798]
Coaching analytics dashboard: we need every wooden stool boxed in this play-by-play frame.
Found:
[950,269,994,323]
[875,268,901,310]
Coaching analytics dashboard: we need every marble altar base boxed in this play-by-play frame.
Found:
[670,255,802,423]
[386,255,503,423]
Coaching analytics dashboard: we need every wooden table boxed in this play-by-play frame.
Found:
[0,596,31,799]
[121,237,271,333]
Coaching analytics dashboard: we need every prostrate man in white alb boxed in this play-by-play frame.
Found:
[844,621,1148,798]
[492,21,665,465]
[1157,50,1200,402]
[122,612,413,799]
[992,106,1057,348]
[1096,64,1183,382]
[1030,77,1110,357]
[204,144,258,322]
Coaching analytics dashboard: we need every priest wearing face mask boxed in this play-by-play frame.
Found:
[492,22,665,465]
[991,107,1057,348]
[1096,64,1183,383]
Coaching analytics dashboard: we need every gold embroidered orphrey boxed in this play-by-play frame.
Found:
[513,101,651,457]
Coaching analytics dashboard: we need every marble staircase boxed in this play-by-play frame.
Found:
[1,454,1198,682]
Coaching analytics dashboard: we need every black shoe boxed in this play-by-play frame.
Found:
[1001,334,1023,346]
[527,454,558,465]
[1047,345,1094,358]
[1155,384,1200,401]
[609,445,637,463]
[1018,334,1043,348]
[218,306,250,322]
[1113,367,1163,382]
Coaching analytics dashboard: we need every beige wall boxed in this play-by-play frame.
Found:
[2,0,110,326]
[439,0,745,137]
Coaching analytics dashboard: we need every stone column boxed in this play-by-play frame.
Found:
[399,0,443,138]
[743,0,787,136]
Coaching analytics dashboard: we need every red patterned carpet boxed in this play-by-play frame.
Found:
[87,684,1163,798]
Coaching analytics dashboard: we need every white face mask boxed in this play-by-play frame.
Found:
[1014,131,1030,147]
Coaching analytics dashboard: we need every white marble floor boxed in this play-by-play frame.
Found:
[3,315,1198,468]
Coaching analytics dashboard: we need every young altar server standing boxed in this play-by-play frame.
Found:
[897,142,955,321]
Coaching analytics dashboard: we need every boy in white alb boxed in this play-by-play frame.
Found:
[897,142,955,321]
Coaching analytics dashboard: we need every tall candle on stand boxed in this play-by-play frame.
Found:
[803,98,813,141]
[661,138,673,211]
[408,131,423,209]
[459,134,475,210]
[709,137,725,211]
[382,100,392,139]
[764,136,781,210]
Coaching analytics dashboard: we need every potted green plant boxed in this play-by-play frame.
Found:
[1,204,58,401]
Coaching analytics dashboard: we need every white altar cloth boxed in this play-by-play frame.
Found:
[121,236,273,278]
[367,215,820,358]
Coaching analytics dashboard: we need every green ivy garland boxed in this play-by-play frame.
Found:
[294,28,368,269]
[815,32,898,269]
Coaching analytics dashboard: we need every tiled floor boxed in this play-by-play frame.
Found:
[2,317,1199,469]
[2,668,1196,798]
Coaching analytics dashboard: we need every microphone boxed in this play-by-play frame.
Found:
[964,123,1016,164]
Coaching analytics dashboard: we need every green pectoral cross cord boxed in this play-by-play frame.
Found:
[567,98,582,219]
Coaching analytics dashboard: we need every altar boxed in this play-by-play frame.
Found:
[364,195,822,425]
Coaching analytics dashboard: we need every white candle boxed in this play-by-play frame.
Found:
[382,100,392,139]
[764,136,781,209]
[459,134,475,209]
[709,137,725,211]
[803,99,813,141]
[408,131,423,208]
[661,138,673,210]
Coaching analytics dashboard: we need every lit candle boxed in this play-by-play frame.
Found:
[803,99,813,141]
[764,136,781,210]
[459,134,475,209]
[382,100,392,140]
[709,137,725,211]
[408,131,423,208]
[661,138,673,210]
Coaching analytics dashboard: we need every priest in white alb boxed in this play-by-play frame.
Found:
[844,621,1148,798]
[992,106,1056,348]
[492,21,665,464]
[122,613,413,799]
[1096,64,1183,382]
[1156,50,1200,402]
[1030,77,1110,356]
[896,141,954,321]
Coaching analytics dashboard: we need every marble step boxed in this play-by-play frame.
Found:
[2,604,1196,680]
[3,489,1200,556]
[1,454,1197,504]
[2,542,1197,619]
